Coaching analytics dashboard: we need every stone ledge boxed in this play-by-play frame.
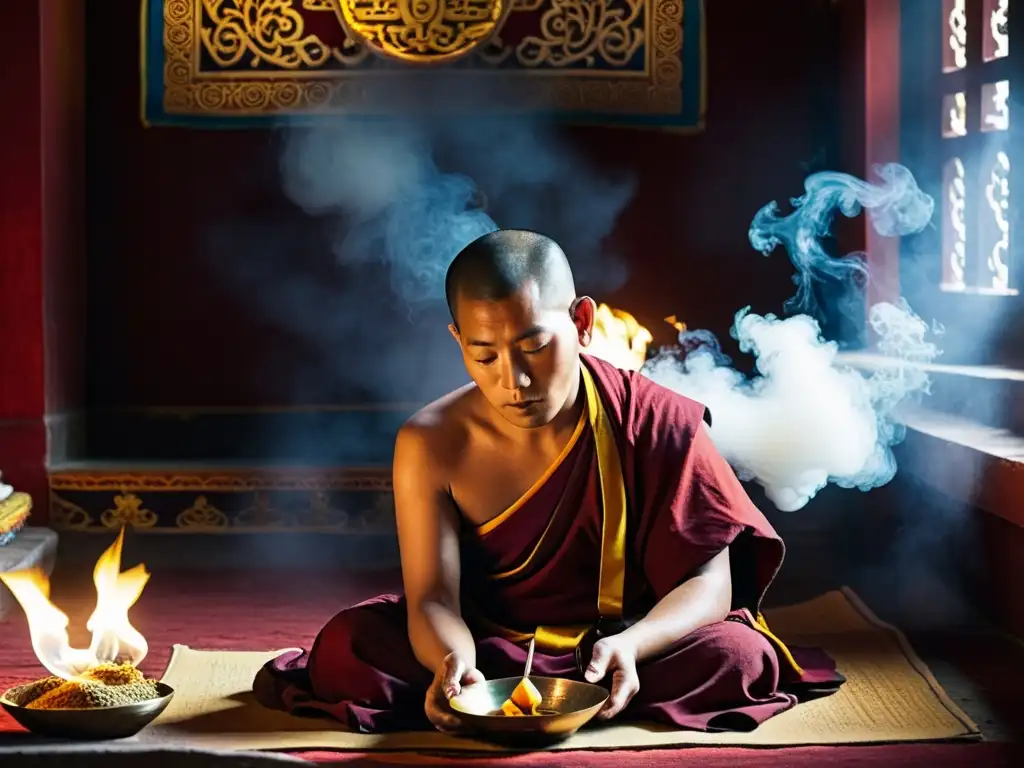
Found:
[837,352,1024,433]
[0,527,59,619]
[835,352,1024,528]
[896,407,1024,529]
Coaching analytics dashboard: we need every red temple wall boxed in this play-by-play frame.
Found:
[83,1,849,408]
[41,0,87,422]
[0,3,45,422]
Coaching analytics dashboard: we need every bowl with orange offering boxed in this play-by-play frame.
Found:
[448,640,608,744]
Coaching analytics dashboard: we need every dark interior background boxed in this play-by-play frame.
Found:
[83,1,851,424]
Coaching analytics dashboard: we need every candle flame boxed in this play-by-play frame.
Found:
[0,528,149,680]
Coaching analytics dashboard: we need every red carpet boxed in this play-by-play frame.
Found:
[0,568,1019,767]
[296,744,1022,766]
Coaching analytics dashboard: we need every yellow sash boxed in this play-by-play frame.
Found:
[477,363,804,677]
[479,364,627,652]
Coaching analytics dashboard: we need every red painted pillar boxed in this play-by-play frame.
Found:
[863,0,903,311]
[40,0,87,472]
[838,0,903,323]
[0,1,47,511]
[0,1,85,523]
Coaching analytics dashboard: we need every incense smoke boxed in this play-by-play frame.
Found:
[749,163,934,315]
[644,163,942,511]
[279,119,633,305]
[206,117,633,408]
[280,124,497,305]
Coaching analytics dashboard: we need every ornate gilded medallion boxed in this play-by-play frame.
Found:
[333,0,511,64]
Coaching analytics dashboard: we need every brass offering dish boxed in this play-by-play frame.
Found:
[0,529,172,739]
[0,682,174,740]
[0,664,175,740]
[449,676,608,744]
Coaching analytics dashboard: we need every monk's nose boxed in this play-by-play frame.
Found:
[500,358,531,391]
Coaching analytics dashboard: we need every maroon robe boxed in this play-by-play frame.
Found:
[254,355,844,732]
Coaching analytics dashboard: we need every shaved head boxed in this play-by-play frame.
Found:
[443,229,594,430]
[445,229,577,327]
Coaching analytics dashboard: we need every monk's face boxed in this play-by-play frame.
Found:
[450,283,594,429]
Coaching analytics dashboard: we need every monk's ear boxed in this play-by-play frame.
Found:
[448,323,461,345]
[571,297,596,347]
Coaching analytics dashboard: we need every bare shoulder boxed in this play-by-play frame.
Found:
[394,382,479,475]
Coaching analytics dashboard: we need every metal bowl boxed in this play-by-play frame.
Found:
[449,676,608,744]
[0,682,175,740]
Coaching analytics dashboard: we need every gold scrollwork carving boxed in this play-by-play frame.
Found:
[45,489,403,532]
[155,1,694,126]
[49,493,93,530]
[336,0,511,63]
[294,491,349,528]
[49,468,393,492]
[176,495,231,528]
[201,0,342,69]
[234,491,290,527]
[100,494,158,530]
[517,0,644,68]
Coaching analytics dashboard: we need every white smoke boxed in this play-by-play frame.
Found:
[644,163,942,511]
[280,123,498,304]
[278,118,633,305]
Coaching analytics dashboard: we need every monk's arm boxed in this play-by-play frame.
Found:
[393,425,476,674]
[618,547,732,664]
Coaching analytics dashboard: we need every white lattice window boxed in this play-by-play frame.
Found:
[939,0,1017,294]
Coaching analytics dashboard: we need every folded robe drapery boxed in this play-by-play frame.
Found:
[255,355,844,732]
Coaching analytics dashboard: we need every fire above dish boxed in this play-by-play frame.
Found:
[0,528,172,738]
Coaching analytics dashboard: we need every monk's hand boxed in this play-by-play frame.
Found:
[584,635,640,720]
[425,652,485,733]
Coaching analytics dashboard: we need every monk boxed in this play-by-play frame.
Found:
[254,229,845,733]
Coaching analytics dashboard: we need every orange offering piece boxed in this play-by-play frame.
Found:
[500,699,526,716]
[501,677,542,716]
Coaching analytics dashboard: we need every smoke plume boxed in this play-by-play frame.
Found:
[279,118,633,307]
[280,123,498,305]
[205,114,634,410]
[644,163,942,511]
[749,162,935,315]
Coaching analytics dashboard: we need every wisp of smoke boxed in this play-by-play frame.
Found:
[644,163,941,511]
[204,109,636,419]
[278,118,634,306]
[748,163,935,315]
[280,123,498,304]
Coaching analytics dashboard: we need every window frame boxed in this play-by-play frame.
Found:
[899,0,1024,367]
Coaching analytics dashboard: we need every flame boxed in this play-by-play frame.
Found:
[587,303,654,371]
[664,314,688,334]
[0,528,150,680]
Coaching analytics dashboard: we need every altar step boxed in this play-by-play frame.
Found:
[44,405,409,535]
[46,462,395,535]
